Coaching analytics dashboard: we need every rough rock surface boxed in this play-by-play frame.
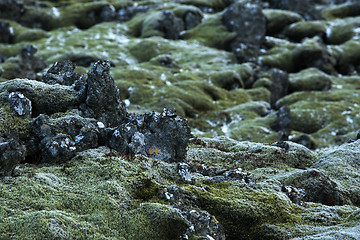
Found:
[222,1,266,62]
[1,0,360,239]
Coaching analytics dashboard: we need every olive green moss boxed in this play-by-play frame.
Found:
[1,139,360,239]
[183,182,301,240]
[276,89,360,147]
[285,21,327,42]
[0,103,30,136]
[182,12,236,50]
[180,0,224,10]
[322,2,360,19]
[0,149,180,240]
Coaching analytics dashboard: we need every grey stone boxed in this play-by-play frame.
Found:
[289,68,332,92]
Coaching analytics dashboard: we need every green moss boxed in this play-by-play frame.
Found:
[182,13,236,49]
[128,37,177,62]
[184,182,301,240]
[260,48,294,72]
[322,3,360,19]
[326,22,355,45]
[0,104,30,135]
[127,203,189,240]
[338,38,360,65]
[0,43,23,58]
[180,0,224,9]
[286,21,327,41]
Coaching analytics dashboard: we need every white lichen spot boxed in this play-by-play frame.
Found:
[346,116,354,124]
[97,121,105,129]
[221,124,228,134]
[52,7,61,18]
[160,73,167,81]
[164,192,173,200]
[124,99,130,107]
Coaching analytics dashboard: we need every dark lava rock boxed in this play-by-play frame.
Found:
[32,114,100,163]
[8,92,32,119]
[0,0,24,21]
[271,141,290,150]
[291,134,316,150]
[0,59,192,175]
[82,60,127,127]
[0,136,26,177]
[184,209,226,240]
[285,169,348,206]
[20,44,37,59]
[159,185,225,240]
[108,108,192,162]
[173,5,203,30]
[118,5,153,22]
[40,133,76,164]
[20,44,46,79]
[222,1,266,62]
[149,54,180,68]
[159,185,200,209]
[88,4,116,24]
[42,60,81,86]
[0,21,13,44]
[271,105,291,141]
[256,68,289,107]
[0,53,5,63]
[269,68,289,107]
[178,162,193,184]
[281,185,306,206]
[200,166,257,187]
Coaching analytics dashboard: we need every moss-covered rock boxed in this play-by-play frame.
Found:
[263,9,303,36]
[182,12,235,49]
[285,21,327,42]
[289,68,332,92]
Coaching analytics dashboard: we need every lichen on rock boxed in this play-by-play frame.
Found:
[1,0,360,239]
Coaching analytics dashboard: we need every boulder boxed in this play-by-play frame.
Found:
[285,21,327,42]
[82,60,127,127]
[141,10,185,39]
[263,9,303,36]
[289,68,332,92]
[222,1,266,62]
[108,108,192,162]
[173,5,203,30]
[0,79,80,116]
[0,135,26,177]
[0,20,13,43]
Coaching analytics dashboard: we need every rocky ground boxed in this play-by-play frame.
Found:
[1,0,360,239]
